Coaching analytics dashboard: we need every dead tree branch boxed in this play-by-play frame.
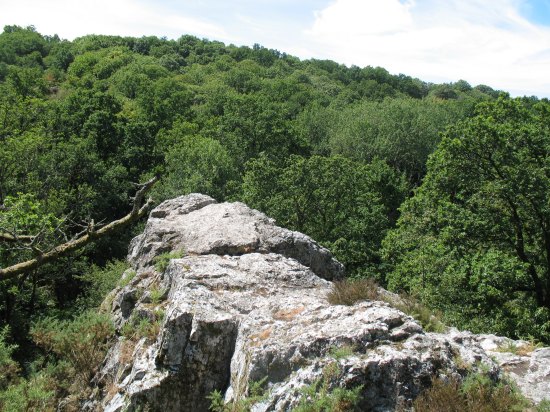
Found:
[0,176,158,281]
[0,232,35,243]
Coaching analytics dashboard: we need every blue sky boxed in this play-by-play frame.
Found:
[521,0,550,24]
[2,0,550,97]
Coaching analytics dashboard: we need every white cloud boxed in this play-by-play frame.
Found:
[0,0,229,41]
[1,0,549,96]
[310,0,414,36]
[303,0,550,96]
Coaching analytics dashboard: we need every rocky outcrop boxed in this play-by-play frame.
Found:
[127,193,344,281]
[88,194,550,411]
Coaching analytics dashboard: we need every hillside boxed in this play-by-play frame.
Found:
[0,24,549,410]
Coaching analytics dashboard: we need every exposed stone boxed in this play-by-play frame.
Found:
[88,194,550,412]
[127,194,344,281]
[447,331,550,404]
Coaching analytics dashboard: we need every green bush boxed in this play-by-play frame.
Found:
[31,311,115,384]
[0,373,56,412]
[77,259,129,309]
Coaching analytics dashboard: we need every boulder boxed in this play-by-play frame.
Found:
[88,194,550,411]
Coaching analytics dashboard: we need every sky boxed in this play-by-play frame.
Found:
[2,0,550,97]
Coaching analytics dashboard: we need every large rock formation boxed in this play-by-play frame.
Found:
[87,194,550,411]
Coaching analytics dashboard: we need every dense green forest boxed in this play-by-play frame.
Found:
[0,24,548,409]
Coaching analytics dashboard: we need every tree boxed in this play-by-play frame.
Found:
[242,155,408,275]
[154,123,238,201]
[327,97,470,184]
[383,97,550,341]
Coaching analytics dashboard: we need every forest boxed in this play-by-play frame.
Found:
[0,24,548,409]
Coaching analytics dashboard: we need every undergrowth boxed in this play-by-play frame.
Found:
[208,377,268,412]
[413,372,529,412]
[31,311,115,385]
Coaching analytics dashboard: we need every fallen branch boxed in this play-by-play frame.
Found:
[0,176,158,280]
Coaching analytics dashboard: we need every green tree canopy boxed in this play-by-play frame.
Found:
[383,96,550,341]
[242,155,408,275]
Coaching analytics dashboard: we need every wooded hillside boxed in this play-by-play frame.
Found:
[0,24,548,409]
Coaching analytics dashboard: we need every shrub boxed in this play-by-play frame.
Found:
[0,327,19,390]
[327,278,380,306]
[31,311,115,385]
[413,373,529,412]
[0,373,56,412]
[77,259,130,309]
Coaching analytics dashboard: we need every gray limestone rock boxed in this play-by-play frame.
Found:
[87,194,550,412]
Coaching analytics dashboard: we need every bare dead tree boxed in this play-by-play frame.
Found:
[0,176,158,280]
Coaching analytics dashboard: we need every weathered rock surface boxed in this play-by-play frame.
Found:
[451,331,550,404]
[88,194,550,411]
[127,193,344,281]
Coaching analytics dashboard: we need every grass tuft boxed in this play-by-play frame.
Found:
[153,250,185,272]
[329,345,356,360]
[327,278,446,332]
[327,278,380,306]
[392,294,446,333]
